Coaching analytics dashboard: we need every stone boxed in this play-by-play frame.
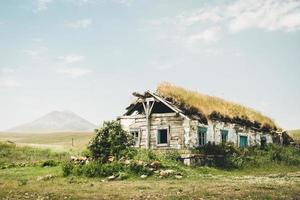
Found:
[107,175,116,181]
[160,170,175,177]
[175,175,183,179]
[140,174,148,179]
[37,174,55,181]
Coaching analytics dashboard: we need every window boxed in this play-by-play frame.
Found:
[239,136,248,148]
[221,130,228,143]
[260,136,267,147]
[130,131,139,146]
[157,129,168,145]
[198,127,207,146]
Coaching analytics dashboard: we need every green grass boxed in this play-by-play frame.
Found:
[0,165,299,200]
[0,137,300,199]
[157,82,278,129]
[288,129,300,144]
[0,142,69,168]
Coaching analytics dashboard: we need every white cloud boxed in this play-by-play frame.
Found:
[1,68,15,73]
[67,19,92,29]
[56,67,91,78]
[0,77,20,88]
[146,0,300,47]
[188,26,222,43]
[35,0,53,11]
[227,0,300,32]
[57,54,85,64]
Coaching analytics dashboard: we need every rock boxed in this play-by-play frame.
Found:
[160,170,175,177]
[175,175,183,179]
[107,175,116,181]
[150,161,161,169]
[124,160,131,165]
[140,174,148,179]
[137,160,144,165]
[108,156,115,162]
[70,156,77,161]
[37,174,55,181]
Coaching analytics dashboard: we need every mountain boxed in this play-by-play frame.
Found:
[7,111,97,133]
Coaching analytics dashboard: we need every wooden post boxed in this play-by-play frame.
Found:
[142,98,155,149]
[72,138,74,147]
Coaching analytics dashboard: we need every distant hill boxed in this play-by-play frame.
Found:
[288,130,300,144]
[7,111,97,133]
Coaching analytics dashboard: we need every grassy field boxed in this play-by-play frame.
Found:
[0,132,94,152]
[0,133,300,199]
[0,164,299,199]
[289,129,300,144]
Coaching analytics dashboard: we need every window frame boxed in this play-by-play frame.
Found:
[239,135,248,148]
[130,129,140,147]
[156,127,169,147]
[220,129,229,143]
[198,126,208,146]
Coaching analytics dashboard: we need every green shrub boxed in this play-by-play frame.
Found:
[62,162,74,177]
[82,162,103,177]
[88,121,134,163]
[163,150,181,161]
[127,161,153,176]
[41,160,58,167]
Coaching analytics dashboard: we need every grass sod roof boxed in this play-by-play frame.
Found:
[156,83,279,132]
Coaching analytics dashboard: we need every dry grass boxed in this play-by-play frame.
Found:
[0,132,94,152]
[157,82,277,129]
[288,130,300,144]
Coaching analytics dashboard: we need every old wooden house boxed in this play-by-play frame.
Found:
[118,84,280,150]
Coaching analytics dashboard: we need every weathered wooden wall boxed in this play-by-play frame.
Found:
[119,114,274,149]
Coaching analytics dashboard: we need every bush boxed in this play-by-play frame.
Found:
[127,161,153,176]
[88,121,134,163]
[162,150,181,161]
[62,161,125,177]
[62,162,74,176]
[41,160,58,167]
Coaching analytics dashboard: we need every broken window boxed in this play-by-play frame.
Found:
[221,130,228,143]
[130,131,139,146]
[260,136,267,148]
[198,127,207,146]
[157,129,168,145]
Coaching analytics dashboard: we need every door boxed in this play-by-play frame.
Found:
[239,136,248,148]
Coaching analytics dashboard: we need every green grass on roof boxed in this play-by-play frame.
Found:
[156,82,278,130]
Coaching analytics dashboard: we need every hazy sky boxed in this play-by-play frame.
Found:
[0,0,300,130]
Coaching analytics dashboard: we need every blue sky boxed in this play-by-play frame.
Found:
[0,0,300,130]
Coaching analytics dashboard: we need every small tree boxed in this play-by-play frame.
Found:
[88,121,133,163]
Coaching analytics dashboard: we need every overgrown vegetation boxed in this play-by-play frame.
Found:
[1,128,300,199]
[88,121,134,163]
[63,150,183,180]
[195,142,300,169]
[62,121,300,180]
[0,142,68,169]
[157,82,278,132]
[62,121,183,178]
